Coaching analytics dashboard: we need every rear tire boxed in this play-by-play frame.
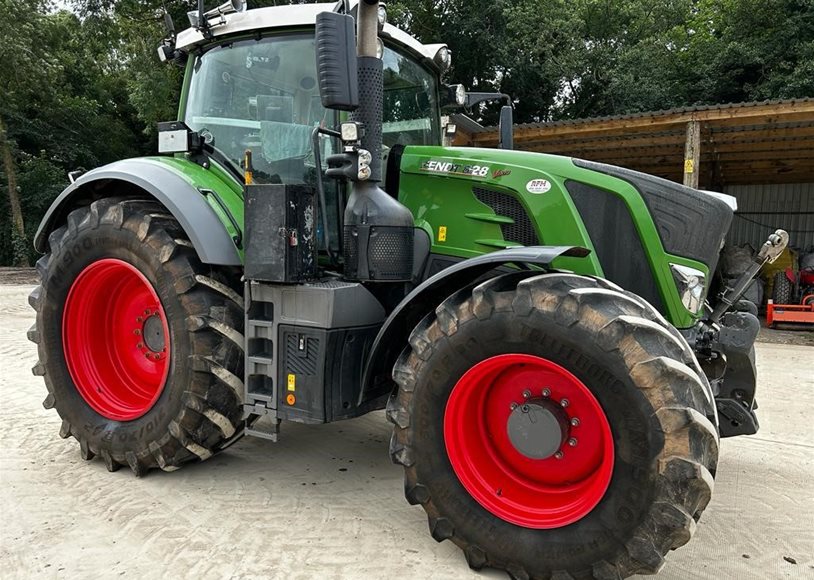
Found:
[772,271,794,305]
[388,273,718,579]
[28,198,245,475]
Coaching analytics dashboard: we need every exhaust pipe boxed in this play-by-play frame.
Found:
[343,0,415,282]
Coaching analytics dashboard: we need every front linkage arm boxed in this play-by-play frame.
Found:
[687,229,789,438]
[708,229,789,324]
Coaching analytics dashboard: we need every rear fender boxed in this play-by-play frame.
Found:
[358,246,590,405]
[34,158,242,266]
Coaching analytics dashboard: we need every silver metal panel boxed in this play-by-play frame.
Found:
[724,183,814,251]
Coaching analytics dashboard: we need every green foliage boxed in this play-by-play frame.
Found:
[390,0,814,122]
[1,0,812,265]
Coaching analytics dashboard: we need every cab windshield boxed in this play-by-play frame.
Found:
[184,33,441,186]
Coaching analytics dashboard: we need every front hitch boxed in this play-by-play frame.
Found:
[688,229,789,438]
[708,229,789,324]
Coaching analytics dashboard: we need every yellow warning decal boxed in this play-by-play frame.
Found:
[438,226,448,242]
[287,374,296,392]
[684,159,695,174]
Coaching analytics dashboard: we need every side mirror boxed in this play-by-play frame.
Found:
[315,12,359,112]
[499,105,514,150]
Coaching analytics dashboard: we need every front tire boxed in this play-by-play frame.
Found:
[28,198,245,475]
[388,273,718,579]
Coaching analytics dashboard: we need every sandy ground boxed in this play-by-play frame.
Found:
[1,283,813,580]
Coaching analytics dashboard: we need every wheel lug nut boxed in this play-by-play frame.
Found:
[137,343,144,349]
[522,389,531,399]
[568,438,578,447]
[133,329,141,336]
[137,316,143,322]
[571,418,580,427]
[554,451,564,460]
[144,309,151,315]
[560,399,570,408]
[510,402,518,411]
[542,388,551,397]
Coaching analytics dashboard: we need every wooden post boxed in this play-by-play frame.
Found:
[683,119,701,188]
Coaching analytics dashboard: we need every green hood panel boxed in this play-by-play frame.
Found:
[397,146,706,328]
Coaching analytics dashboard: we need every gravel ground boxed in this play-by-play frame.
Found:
[1,283,813,580]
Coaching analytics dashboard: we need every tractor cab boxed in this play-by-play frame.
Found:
[165,2,447,255]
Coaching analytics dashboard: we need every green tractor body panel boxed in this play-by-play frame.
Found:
[396,146,709,329]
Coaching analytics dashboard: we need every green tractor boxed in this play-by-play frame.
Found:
[28,1,787,577]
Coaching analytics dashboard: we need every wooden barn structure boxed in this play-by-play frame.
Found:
[454,98,814,188]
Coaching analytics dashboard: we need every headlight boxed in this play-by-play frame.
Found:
[670,264,706,314]
[340,122,360,143]
[376,37,384,59]
[454,84,466,106]
[434,46,452,71]
[377,4,387,28]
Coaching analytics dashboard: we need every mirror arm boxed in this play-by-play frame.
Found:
[464,92,511,110]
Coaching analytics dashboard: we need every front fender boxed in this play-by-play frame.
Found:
[34,158,242,266]
[359,246,590,405]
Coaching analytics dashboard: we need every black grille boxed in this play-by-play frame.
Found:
[369,227,414,280]
[473,187,540,247]
[343,227,359,277]
[566,180,666,314]
[343,225,414,281]
[285,335,320,376]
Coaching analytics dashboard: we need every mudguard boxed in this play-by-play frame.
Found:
[358,246,591,404]
[34,158,242,266]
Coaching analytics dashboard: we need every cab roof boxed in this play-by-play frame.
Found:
[174,2,447,72]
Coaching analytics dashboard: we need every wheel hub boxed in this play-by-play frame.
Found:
[506,399,569,460]
[142,314,166,353]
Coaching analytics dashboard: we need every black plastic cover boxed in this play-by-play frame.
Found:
[567,180,666,313]
[315,12,359,112]
[573,159,733,273]
[244,184,317,283]
[277,324,380,424]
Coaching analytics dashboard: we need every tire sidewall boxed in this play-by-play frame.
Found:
[410,306,665,568]
[40,214,192,455]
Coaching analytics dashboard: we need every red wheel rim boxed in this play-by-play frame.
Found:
[62,259,171,421]
[444,354,614,529]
